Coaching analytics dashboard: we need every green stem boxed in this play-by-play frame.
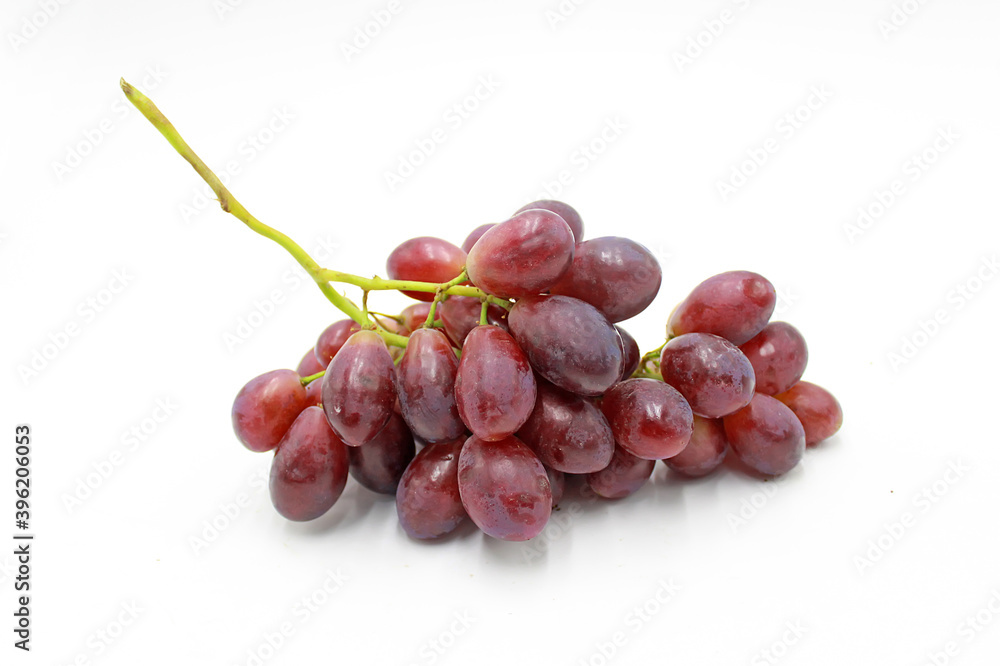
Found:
[479,300,489,326]
[301,371,325,385]
[321,269,510,310]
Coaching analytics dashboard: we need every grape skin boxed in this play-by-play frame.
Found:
[438,295,508,346]
[663,415,728,477]
[668,270,776,345]
[586,445,655,499]
[396,328,466,443]
[774,381,843,446]
[739,322,808,395]
[396,438,468,539]
[600,378,693,460]
[386,236,468,302]
[232,369,310,453]
[514,199,584,242]
[461,223,497,253]
[315,319,362,365]
[296,348,325,377]
[660,333,755,418]
[347,412,416,494]
[321,330,397,446]
[546,467,566,505]
[723,393,805,476]
[616,326,641,380]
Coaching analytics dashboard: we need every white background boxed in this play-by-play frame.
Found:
[3,1,1000,664]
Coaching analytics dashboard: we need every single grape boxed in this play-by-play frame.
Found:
[296,348,325,377]
[347,412,416,494]
[465,209,575,299]
[508,295,622,396]
[315,319,362,365]
[396,328,466,443]
[586,445,655,499]
[304,377,323,407]
[616,326,641,380]
[723,393,805,476]
[660,333,755,418]
[322,330,397,446]
[386,236,467,302]
[514,199,584,242]
[774,381,843,446]
[399,303,440,333]
[668,270,776,345]
[396,438,468,540]
[454,325,536,441]
[457,435,552,541]
[438,295,508,346]
[663,415,727,477]
[601,378,693,460]
[461,223,497,253]
[269,406,349,521]
[516,378,615,473]
[739,322,808,395]
[549,237,661,322]
[545,466,566,505]
[232,369,310,453]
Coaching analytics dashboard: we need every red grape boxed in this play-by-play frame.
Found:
[321,330,397,446]
[668,270,776,345]
[550,237,661,322]
[516,378,615,473]
[347,412,415,494]
[396,328,466,443]
[774,381,843,446]
[663,415,727,477]
[304,378,323,407]
[723,394,805,476]
[399,303,438,333]
[601,378,693,460]
[514,199,584,242]
[461,223,496,253]
[454,325,536,441]
[616,326,641,380]
[457,435,552,541]
[232,369,310,453]
[586,446,655,499]
[660,333,755,418]
[508,295,622,396]
[396,438,468,539]
[315,319,362,365]
[438,295,508,346]
[546,466,566,505]
[269,406,349,521]
[465,209,575,299]
[296,348,324,377]
[386,236,467,302]
[739,322,808,395]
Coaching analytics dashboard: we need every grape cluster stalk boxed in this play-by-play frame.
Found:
[122,80,844,542]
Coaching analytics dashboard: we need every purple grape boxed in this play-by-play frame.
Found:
[457,435,552,541]
[668,270,776,345]
[514,199,584,242]
[659,333,755,418]
[775,381,843,446]
[269,406,349,521]
[516,378,615,473]
[616,326,641,380]
[386,236,467,302]
[438,295,508,347]
[508,295,622,396]
[461,223,497,253]
[663,415,727,477]
[739,322,808,395]
[550,237,661,322]
[546,466,566,505]
[465,209,575,299]
[601,378,693,460]
[586,446,655,499]
[723,394,805,476]
[322,330,397,446]
[396,438,468,539]
[396,328,466,443]
[347,412,416,494]
[315,319,362,365]
[454,325,536,441]
[232,369,310,453]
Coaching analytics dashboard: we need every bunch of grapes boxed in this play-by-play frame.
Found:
[231,200,843,542]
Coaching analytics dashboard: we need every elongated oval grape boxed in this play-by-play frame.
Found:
[774,381,843,446]
[297,348,325,377]
[322,330,397,446]
[457,435,551,541]
[454,325,536,441]
[315,319,362,365]
[723,394,805,476]
[517,378,615,473]
[586,446,655,499]
[550,237,661,322]
[508,295,622,396]
[461,223,496,253]
[739,322,808,395]
[465,209,575,299]
[601,379,693,460]
[396,328,466,443]
[546,466,566,505]
[386,236,467,302]
[663,415,727,477]
[396,438,468,539]
[439,295,508,346]
[660,333,755,418]
[269,406,349,521]
[616,326,641,380]
[668,270,776,345]
[514,199,584,242]
[347,412,415,494]
[232,369,310,453]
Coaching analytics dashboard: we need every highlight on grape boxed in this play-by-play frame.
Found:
[120,79,844,543]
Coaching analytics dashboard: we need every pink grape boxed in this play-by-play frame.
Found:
[396,438,468,539]
[315,319,362,365]
[663,415,727,477]
[232,369,310,453]
[296,348,325,377]
[616,326,640,380]
[660,333,755,418]
[386,236,467,302]
[668,270,776,345]
[723,393,805,476]
[396,328,466,443]
[586,446,655,499]
[775,381,843,446]
[321,330,397,446]
[347,412,416,494]
[269,406,349,521]
[739,322,808,395]
[438,295,508,346]
[600,378,693,460]
[461,223,496,253]
[514,199,584,242]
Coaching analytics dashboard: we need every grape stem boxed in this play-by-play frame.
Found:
[424,269,468,329]
[300,371,325,386]
[479,301,489,326]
